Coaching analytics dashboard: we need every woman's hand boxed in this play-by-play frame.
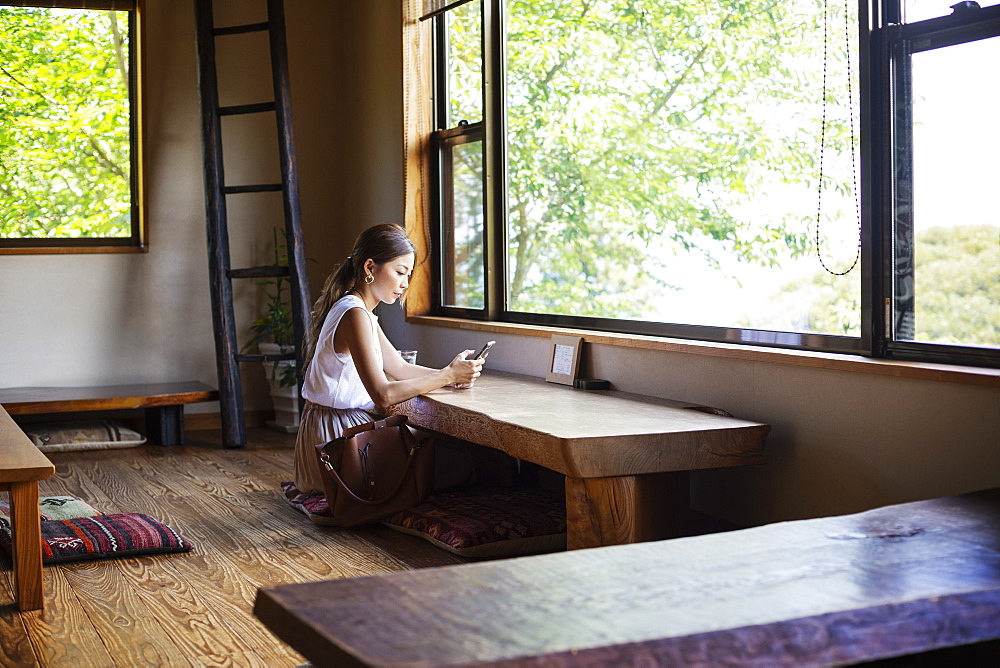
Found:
[445,350,484,387]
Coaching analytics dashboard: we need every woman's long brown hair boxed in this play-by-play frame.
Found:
[303,223,416,367]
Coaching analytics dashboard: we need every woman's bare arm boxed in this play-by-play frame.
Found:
[335,308,482,408]
[378,327,441,381]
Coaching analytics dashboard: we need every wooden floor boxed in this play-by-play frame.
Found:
[0,427,466,667]
[5,427,996,667]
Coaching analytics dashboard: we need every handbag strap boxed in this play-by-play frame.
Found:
[319,425,423,506]
[340,414,408,439]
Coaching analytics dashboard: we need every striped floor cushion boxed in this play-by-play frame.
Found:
[0,497,193,564]
[21,420,145,453]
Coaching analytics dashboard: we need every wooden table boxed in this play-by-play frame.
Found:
[387,371,770,548]
[0,404,55,611]
[255,488,1000,667]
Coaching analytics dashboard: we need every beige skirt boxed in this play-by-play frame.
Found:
[292,401,372,496]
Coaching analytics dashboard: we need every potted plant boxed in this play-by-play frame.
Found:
[246,228,300,433]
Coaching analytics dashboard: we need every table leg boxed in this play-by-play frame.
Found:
[565,471,691,549]
[146,405,184,445]
[9,480,45,611]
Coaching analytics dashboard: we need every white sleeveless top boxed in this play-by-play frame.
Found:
[301,294,381,410]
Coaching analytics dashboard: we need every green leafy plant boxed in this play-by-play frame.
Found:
[245,228,297,388]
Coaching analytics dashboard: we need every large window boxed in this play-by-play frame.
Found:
[0,1,140,252]
[426,0,999,367]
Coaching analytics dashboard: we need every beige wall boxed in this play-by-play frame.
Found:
[1,1,996,528]
[0,0,404,413]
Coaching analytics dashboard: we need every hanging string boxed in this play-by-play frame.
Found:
[815,0,861,276]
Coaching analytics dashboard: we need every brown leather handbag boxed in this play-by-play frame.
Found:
[314,415,435,527]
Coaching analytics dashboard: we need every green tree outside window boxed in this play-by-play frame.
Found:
[0,6,133,241]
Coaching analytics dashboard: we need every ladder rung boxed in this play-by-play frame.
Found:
[236,352,296,363]
[219,102,276,116]
[213,22,270,37]
[223,184,283,194]
[228,266,291,280]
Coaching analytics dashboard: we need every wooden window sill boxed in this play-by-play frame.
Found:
[405,315,1000,389]
[0,245,147,256]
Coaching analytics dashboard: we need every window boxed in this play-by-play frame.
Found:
[883,0,1000,365]
[0,1,140,252]
[432,0,485,310]
[423,0,1000,367]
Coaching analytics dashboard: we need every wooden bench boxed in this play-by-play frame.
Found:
[255,487,1000,666]
[0,381,219,446]
[0,404,55,611]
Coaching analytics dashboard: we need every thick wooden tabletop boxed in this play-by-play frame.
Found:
[255,487,1000,667]
[0,381,218,415]
[0,405,54,484]
[387,371,769,477]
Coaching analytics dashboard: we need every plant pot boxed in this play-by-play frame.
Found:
[259,342,300,434]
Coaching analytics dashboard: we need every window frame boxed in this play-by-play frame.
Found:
[0,0,145,255]
[433,121,488,317]
[429,0,494,320]
[876,2,1000,367]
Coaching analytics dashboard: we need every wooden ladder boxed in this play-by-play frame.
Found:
[193,0,311,448]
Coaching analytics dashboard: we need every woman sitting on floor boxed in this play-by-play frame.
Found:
[292,222,483,496]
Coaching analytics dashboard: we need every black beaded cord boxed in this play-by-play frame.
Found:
[816,0,862,276]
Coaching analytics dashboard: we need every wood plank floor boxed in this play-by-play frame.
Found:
[0,427,466,667]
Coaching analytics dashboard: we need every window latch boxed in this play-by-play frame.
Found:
[950,1,981,15]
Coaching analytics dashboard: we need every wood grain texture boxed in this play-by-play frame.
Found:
[0,426,465,666]
[565,471,690,549]
[0,405,54,483]
[387,370,769,478]
[255,488,1000,667]
[9,482,45,611]
[0,569,36,667]
[0,381,218,415]
[58,561,188,666]
[1,405,54,611]
[402,0,434,317]
[193,0,249,450]
[389,371,767,549]
[0,244,145,256]
[18,566,117,667]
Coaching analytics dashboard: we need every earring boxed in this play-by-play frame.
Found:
[364,273,374,285]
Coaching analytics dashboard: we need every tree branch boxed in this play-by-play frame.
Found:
[86,137,128,180]
[523,0,595,109]
[0,64,55,104]
[108,12,129,89]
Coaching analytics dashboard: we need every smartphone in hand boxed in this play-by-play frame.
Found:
[473,340,496,360]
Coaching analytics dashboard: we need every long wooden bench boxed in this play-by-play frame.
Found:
[0,381,218,446]
[255,487,1000,666]
[0,404,55,611]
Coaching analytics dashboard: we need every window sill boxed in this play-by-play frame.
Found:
[405,315,1000,389]
[0,245,147,256]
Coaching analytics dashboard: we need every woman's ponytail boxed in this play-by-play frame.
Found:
[302,224,415,367]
